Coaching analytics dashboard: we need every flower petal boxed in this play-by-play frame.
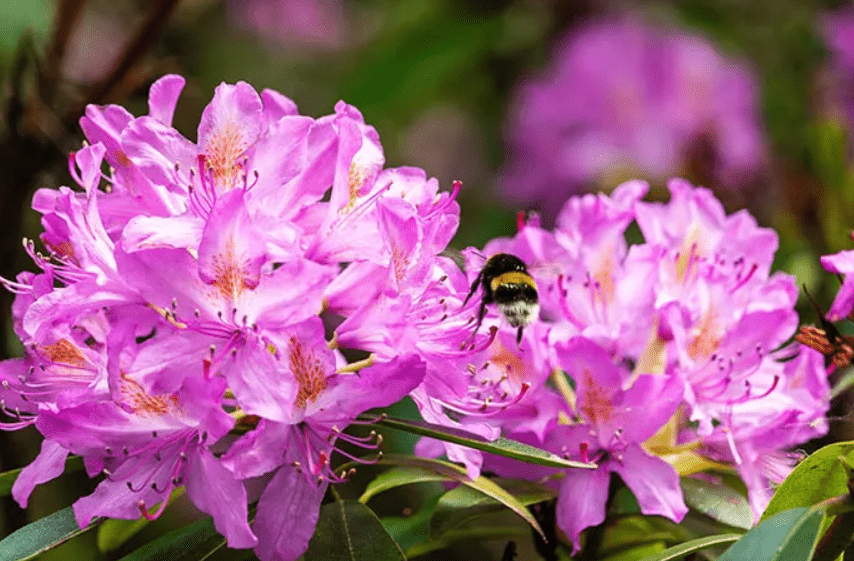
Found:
[254,466,328,561]
[186,448,257,548]
[12,439,69,508]
[611,443,687,522]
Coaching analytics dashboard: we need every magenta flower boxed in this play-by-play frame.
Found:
[498,338,686,553]
[467,178,828,541]
[820,7,854,129]
[819,249,854,321]
[500,17,767,214]
[0,75,455,561]
[227,0,345,50]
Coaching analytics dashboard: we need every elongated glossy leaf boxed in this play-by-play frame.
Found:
[637,534,741,561]
[599,514,690,556]
[97,518,153,554]
[0,455,84,497]
[375,454,545,539]
[404,526,528,559]
[762,442,854,521]
[718,507,823,561]
[600,542,667,561]
[381,494,443,551]
[831,368,854,400]
[681,478,752,529]
[430,479,556,536]
[0,506,100,561]
[117,503,258,561]
[363,416,595,470]
[116,517,222,561]
[304,501,406,561]
[360,466,453,504]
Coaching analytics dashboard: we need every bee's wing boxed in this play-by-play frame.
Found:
[439,248,466,271]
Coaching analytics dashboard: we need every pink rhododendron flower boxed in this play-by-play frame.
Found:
[434,178,830,546]
[820,7,854,130]
[0,75,454,561]
[501,17,767,216]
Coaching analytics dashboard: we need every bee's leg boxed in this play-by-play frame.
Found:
[462,273,483,307]
[471,300,487,336]
[463,300,489,349]
[516,326,524,346]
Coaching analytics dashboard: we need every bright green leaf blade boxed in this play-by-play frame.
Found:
[304,501,406,561]
[599,514,692,558]
[0,455,84,497]
[363,416,595,470]
[610,486,641,516]
[681,478,752,530]
[115,517,222,561]
[600,541,667,561]
[375,454,545,540]
[381,494,443,551]
[430,479,555,536]
[403,526,528,559]
[831,368,854,400]
[718,507,823,561]
[637,534,741,561]
[0,506,100,561]
[762,442,854,521]
[360,466,454,504]
[97,518,153,554]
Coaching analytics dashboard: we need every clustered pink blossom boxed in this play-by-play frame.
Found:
[500,17,767,215]
[0,75,458,561]
[417,179,829,550]
[0,76,831,558]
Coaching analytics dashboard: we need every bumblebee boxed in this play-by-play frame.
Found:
[463,253,540,345]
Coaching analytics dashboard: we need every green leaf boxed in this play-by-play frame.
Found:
[115,517,223,561]
[599,542,668,561]
[360,467,453,504]
[636,533,741,561]
[403,526,528,559]
[363,416,595,470]
[381,494,443,551]
[831,368,854,400]
[610,486,641,516]
[374,454,546,539]
[0,455,84,498]
[98,487,186,553]
[430,479,555,536]
[97,518,153,554]
[681,477,752,530]
[718,507,823,561]
[304,501,406,561]
[599,515,690,557]
[0,506,100,561]
[762,442,854,521]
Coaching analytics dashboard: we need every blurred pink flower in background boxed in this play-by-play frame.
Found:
[500,17,767,216]
[227,0,345,50]
[820,6,854,130]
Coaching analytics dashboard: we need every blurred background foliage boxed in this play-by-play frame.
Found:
[0,0,853,559]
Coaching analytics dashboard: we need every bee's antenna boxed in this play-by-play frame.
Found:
[468,247,486,260]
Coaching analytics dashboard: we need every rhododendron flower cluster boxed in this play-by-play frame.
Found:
[420,179,829,550]
[0,75,464,561]
[500,17,767,214]
[0,75,831,559]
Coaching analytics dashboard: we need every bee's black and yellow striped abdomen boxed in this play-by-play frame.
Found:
[463,253,540,345]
